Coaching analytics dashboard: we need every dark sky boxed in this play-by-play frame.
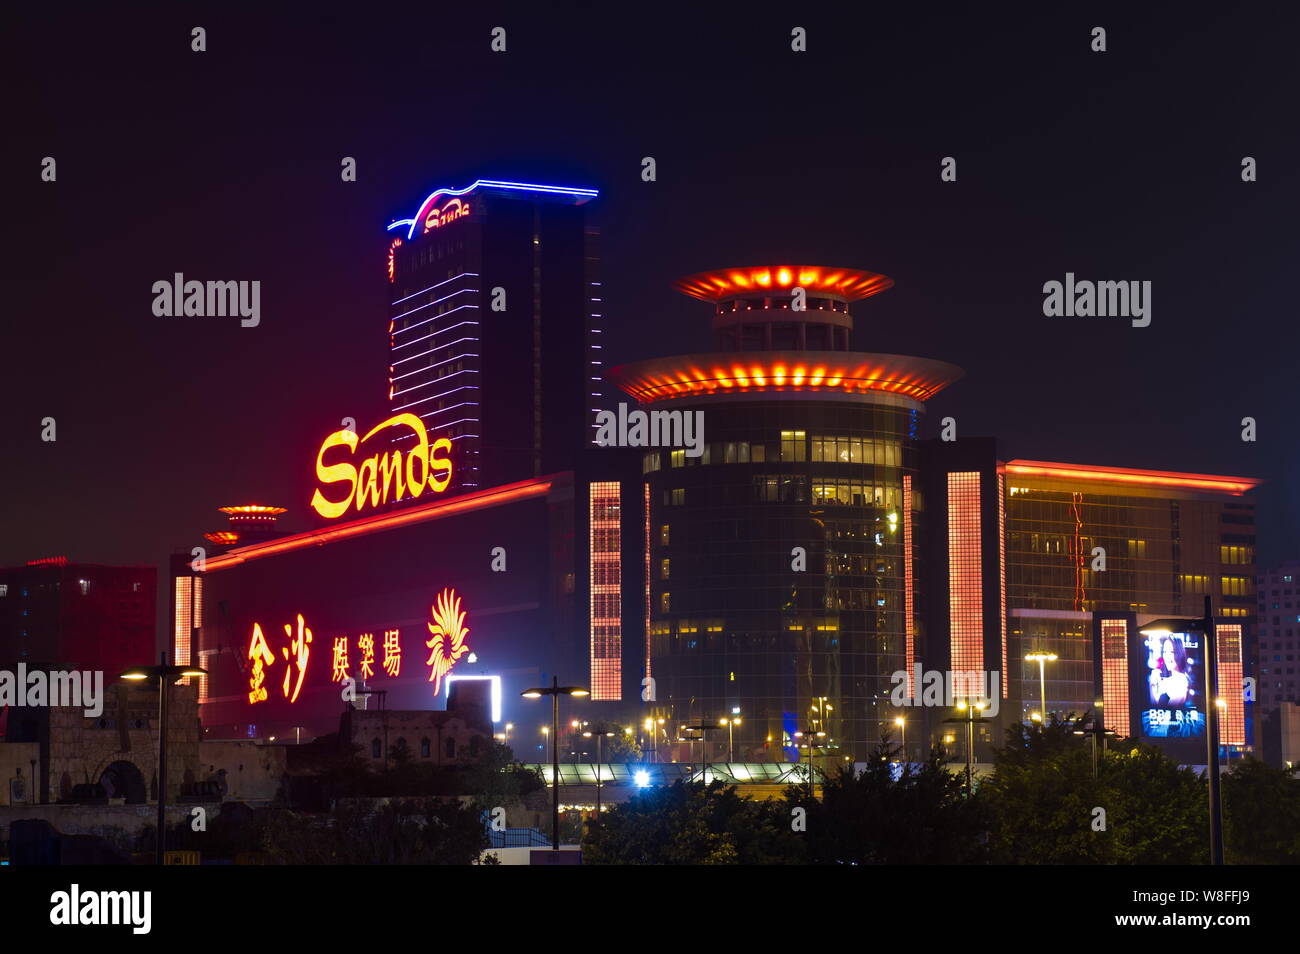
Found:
[4,4,1298,582]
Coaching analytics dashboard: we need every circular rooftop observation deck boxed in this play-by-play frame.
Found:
[673,266,896,353]
[674,266,894,303]
[608,351,964,408]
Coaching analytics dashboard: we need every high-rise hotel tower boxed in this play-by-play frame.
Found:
[385,179,602,493]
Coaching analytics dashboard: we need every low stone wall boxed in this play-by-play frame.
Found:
[0,803,197,845]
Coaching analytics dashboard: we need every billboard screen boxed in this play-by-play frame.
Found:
[1138,628,1205,740]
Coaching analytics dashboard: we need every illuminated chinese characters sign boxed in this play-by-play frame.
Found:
[422,197,470,233]
[247,589,470,705]
[247,614,313,704]
[310,413,453,519]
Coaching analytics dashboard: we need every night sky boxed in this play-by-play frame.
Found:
[4,5,1298,593]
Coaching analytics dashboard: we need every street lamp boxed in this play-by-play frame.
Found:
[581,728,615,819]
[684,723,721,782]
[894,715,906,763]
[120,652,207,865]
[719,715,742,762]
[793,728,826,799]
[945,700,988,798]
[1025,652,1058,724]
[521,677,589,851]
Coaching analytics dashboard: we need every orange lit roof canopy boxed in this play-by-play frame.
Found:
[674,266,894,303]
[1004,460,1260,497]
[609,351,963,405]
[219,505,287,516]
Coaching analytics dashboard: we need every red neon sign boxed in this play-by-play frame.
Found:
[423,197,470,233]
[244,590,472,704]
[310,413,454,519]
[387,237,403,283]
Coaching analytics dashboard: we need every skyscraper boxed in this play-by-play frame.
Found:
[385,179,601,494]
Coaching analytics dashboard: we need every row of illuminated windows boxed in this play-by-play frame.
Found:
[1221,545,1254,565]
[811,480,903,508]
[1183,575,1255,596]
[659,479,906,511]
[811,436,902,466]
[651,436,905,471]
[657,592,901,614]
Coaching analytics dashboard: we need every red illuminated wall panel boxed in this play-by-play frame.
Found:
[1100,618,1130,737]
[1217,623,1245,746]
[589,482,622,700]
[947,472,984,677]
[903,474,915,699]
[997,474,1008,697]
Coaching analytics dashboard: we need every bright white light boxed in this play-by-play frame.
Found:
[634,770,651,788]
[445,673,502,723]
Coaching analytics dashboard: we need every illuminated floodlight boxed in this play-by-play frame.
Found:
[445,673,502,724]
[634,770,651,788]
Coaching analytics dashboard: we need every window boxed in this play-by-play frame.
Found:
[1222,576,1253,597]
[670,449,685,468]
[660,558,670,580]
[421,738,431,758]
[669,488,685,506]
[1127,539,1147,558]
[1180,575,1209,594]
[371,739,382,758]
[780,430,807,461]
[1221,545,1254,565]
[660,524,670,545]
[445,737,456,759]
[660,592,671,612]
[0,585,6,597]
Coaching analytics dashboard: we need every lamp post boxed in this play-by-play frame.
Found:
[719,714,742,762]
[945,700,987,798]
[581,728,615,819]
[683,723,721,783]
[541,725,550,763]
[521,677,589,851]
[121,652,207,865]
[1025,652,1058,724]
[793,728,826,799]
[894,715,906,763]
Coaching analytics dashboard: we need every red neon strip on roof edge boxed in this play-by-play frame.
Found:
[1004,460,1260,495]
[202,476,556,571]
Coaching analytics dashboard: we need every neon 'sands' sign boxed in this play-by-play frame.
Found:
[423,197,470,233]
[310,413,453,519]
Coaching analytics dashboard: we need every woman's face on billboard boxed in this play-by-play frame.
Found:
[1162,639,1178,672]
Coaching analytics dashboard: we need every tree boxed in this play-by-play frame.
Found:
[789,735,987,864]
[259,798,490,864]
[1223,757,1300,864]
[583,781,804,864]
[982,716,1205,864]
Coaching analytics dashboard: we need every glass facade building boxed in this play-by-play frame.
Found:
[611,266,963,762]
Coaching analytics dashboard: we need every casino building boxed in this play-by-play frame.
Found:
[609,266,1260,763]
[184,178,646,745]
[177,191,1261,763]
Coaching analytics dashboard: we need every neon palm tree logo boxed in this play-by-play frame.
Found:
[425,588,470,696]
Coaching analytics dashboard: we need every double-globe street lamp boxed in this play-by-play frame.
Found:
[521,677,589,850]
[120,652,207,866]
